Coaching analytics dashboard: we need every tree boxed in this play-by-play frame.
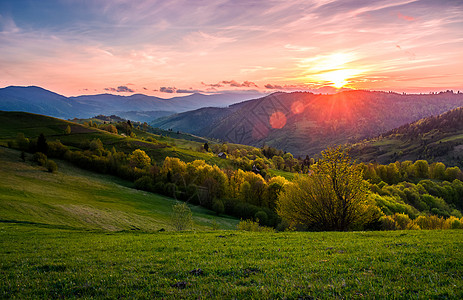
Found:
[65,125,71,134]
[37,133,48,154]
[272,155,284,170]
[171,202,193,231]
[129,149,151,169]
[204,142,209,152]
[413,160,430,178]
[277,146,378,231]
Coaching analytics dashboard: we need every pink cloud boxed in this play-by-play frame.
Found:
[398,12,415,21]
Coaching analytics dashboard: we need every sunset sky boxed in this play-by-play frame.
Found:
[0,0,462,97]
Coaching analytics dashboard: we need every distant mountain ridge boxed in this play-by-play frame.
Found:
[151,90,463,156]
[0,85,264,121]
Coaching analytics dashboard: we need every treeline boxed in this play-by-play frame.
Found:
[9,129,463,231]
[10,133,289,228]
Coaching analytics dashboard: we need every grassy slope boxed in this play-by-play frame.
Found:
[349,108,463,166]
[1,224,462,299]
[0,111,231,167]
[0,147,238,231]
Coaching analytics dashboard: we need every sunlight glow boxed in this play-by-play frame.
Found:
[299,53,363,88]
[319,69,361,88]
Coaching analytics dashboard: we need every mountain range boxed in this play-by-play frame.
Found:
[0,86,264,121]
[152,90,463,157]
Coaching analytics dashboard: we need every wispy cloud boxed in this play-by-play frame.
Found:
[0,0,462,95]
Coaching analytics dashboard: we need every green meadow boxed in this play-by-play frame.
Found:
[0,147,237,231]
[1,224,462,299]
[1,112,463,299]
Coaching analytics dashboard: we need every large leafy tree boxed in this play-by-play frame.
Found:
[277,146,378,231]
[128,149,151,169]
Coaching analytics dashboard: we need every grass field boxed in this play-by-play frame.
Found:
[1,224,462,299]
[0,147,238,231]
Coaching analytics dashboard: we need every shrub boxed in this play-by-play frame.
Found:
[171,203,193,231]
[414,215,445,230]
[445,216,461,229]
[212,199,225,215]
[236,219,273,232]
[33,152,48,166]
[393,213,412,230]
[134,176,153,191]
[380,216,397,230]
[255,211,268,225]
[46,160,58,173]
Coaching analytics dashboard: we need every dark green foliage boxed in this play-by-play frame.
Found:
[212,199,225,215]
[32,152,48,166]
[37,133,48,154]
[46,160,58,173]
[134,176,154,191]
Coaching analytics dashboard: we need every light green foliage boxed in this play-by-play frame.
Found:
[171,202,193,231]
[65,125,71,134]
[278,146,377,231]
[129,149,151,169]
[413,160,430,178]
[236,219,274,232]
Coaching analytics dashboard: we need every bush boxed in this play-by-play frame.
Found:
[255,211,268,225]
[33,152,48,166]
[212,199,225,215]
[414,215,445,230]
[393,213,412,230]
[236,219,273,232]
[380,216,398,230]
[171,203,193,231]
[46,160,58,173]
[134,176,153,191]
[445,216,461,229]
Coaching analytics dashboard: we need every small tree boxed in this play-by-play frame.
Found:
[37,133,48,155]
[171,203,193,231]
[204,142,209,152]
[277,146,378,231]
[65,125,71,134]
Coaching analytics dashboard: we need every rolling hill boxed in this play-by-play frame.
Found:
[349,106,463,167]
[0,147,238,231]
[0,86,263,120]
[152,90,463,156]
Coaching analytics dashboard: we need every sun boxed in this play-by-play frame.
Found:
[299,53,362,89]
[320,69,360,88]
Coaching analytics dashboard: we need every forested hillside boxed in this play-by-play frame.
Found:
[350,106,463,166]
[2,111,463,232]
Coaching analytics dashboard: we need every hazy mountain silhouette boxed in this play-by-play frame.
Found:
[0,86,263,120]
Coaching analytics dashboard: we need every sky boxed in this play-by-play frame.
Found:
[0,0,462,97]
